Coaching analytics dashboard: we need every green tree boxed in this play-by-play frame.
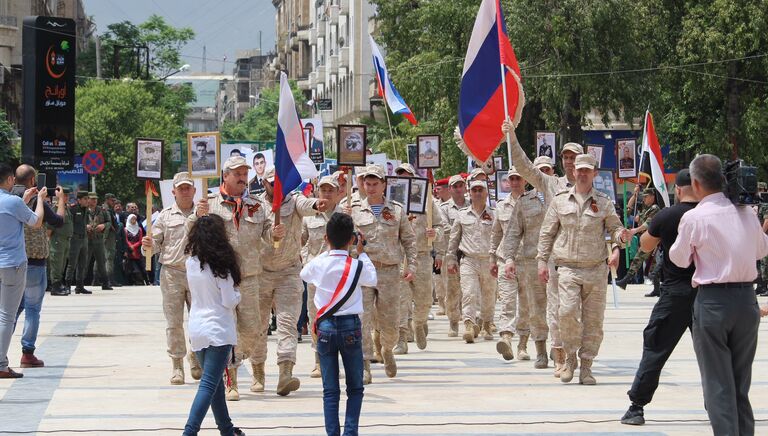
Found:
[76,80,181,201]
[0,111,20,165]
[220,80,310,143]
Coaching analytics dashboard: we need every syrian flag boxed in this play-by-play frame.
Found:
[638,111,670,207]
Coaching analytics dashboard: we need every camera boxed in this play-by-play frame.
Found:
[724,160,758,205]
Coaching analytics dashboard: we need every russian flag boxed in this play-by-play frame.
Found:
[369,35,418,125]
[638,110,670,207]
[273,72,319,212]
[458,0,524,164]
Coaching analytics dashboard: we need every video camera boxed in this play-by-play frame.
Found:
[724,160,759,205]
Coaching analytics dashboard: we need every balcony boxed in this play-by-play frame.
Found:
[298,78,311,90]
[329,54,339,73]
[297,23,310,41]
[330,5,339,25]
[339,46,349,68]
[317,22,326,37]
[309,27,317,45]
[340,0,349,15]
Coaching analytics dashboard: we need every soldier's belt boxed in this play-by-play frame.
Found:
[555,260,606,269]
[371,260,398,269]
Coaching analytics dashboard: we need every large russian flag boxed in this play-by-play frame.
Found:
[273,72,319,212]
[369,35,418,126]
[638,110,670,207]
[458,0,524,163]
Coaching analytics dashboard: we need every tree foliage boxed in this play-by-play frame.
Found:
[0,111,20,166]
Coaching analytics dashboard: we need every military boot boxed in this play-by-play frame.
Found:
[188,352,202,380]
[393,328,408,355]
[534,340,548,369]
[276,361,300,396]
[407,321,415,343]
[472,322,481,338]
[372,330,383,363]
[463,320,476,344]
[495,332,514,360]
[560,353,578,383]
[170,358,184,385]
[579,359,596,385]
[363,360,372,385]
[251,362,265,392]
[310,353,321,378]
[225,368,240,401]
[448,321,459,337]
[436,297,446,316]
[552,348,566,378]
[517,334,530,360]
[414,322,428,350]
[481,321,494,340]
[382,349,397,378]
[615,274,631,290]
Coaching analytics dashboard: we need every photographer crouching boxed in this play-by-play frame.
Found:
[669,154,768,435]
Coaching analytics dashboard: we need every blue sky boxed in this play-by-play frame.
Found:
[82,0,277,73]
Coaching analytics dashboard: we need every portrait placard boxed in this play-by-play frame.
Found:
[385,176,410,207]
[416,135,441,169]
[594,168,617,203]
[337,124,367,166]
[586,144,604,167]
[536,131,557,162]
[495,170,511,201]
[616,139,637,179]
[408,177,429,214]
[135,138,164,180]
[187,132,221,178]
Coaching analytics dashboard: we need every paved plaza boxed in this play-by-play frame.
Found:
[1,284,767,435]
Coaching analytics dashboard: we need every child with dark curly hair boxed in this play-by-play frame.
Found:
[182,214,245,436]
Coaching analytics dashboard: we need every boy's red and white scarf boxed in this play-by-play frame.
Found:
[313,254,364,334]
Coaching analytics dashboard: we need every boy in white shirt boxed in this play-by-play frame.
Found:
[300,213,377,436]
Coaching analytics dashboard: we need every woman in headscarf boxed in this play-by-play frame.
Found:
[123,214,147,285]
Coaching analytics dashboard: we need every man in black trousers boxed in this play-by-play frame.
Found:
[670,155,768,435]
[621,170,698,425]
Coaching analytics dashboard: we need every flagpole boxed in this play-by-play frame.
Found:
[500,64,514,169]
[382,99,398,161]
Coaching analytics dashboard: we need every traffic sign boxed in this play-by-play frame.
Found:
[82,150,105,175]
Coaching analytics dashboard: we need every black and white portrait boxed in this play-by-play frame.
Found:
[188,132,220,178]
[135,138,163,180]
[408,177,428,214]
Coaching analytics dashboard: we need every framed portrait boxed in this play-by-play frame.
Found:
[247,149,274,195]
[302,118,325,165]
[493,156,504,173]
[416,135,441,169]
[586,144,604,167]
[594,168,617,203]
[408,177,429,214]
[385,176,410,207]
[616,138,637,179]
[495,170,511,201]
[337,124,367,166]
[536,131,557,162]
[467,156,495,175]
[385,159,401,176]
[188,132,221,178]
[135,138,164,180]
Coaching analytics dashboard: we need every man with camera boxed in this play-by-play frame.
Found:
[669,154,768,435]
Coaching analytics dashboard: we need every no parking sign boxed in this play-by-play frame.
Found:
[82,150,105,175]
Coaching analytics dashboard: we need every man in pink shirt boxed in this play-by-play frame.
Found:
[670,154,768,436]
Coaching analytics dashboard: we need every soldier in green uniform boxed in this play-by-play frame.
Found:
[84,192,113,290]
[616,187,661,289]
[49,189,73,296]
[66,192,91,294]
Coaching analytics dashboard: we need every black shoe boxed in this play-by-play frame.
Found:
[51,287,69,296]
[233,427,246,436]
[645,290,660,297]
[615,275,630,290]
[75,287,92,295]
[101,285,114,290]
[297,334,303,343]
[621,404,645,425]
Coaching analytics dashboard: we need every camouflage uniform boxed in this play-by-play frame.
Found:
[398,198,446,350]
[446,202,497,341]
[624,203,661,279]
[47,204,72,289]
[433,198,452,314]
[351,195,417,379]
[538,183,626,384]
[501,189,550,365]
[440,197,469,329]
[86,204,112,285]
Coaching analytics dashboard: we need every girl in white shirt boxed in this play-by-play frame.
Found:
[182,215,245,436]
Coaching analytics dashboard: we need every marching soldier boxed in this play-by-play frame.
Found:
[49,188,73,296]
[254,167,327,396]
[502,180,550,369]
[537,154,629,385]
[103,193,119,286]
[616,186,661,289]
[189,155,285,401]
[141,172,202,385]
[301,176,342,378]
[489,168,529,360]
[446,180,497,343]
[85,192,113,290]
[393,164,445,354]
[347,165,417,384]
[503,119,582,376]
[439,175,469,337]
[432,178,452,316]
[65,192,91,294]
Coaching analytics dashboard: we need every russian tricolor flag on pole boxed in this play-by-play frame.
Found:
[459,0,524,164]
[273,71,319,212]
[369,35,418,126]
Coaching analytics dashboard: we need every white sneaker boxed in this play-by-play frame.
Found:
[427,312,435,320]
